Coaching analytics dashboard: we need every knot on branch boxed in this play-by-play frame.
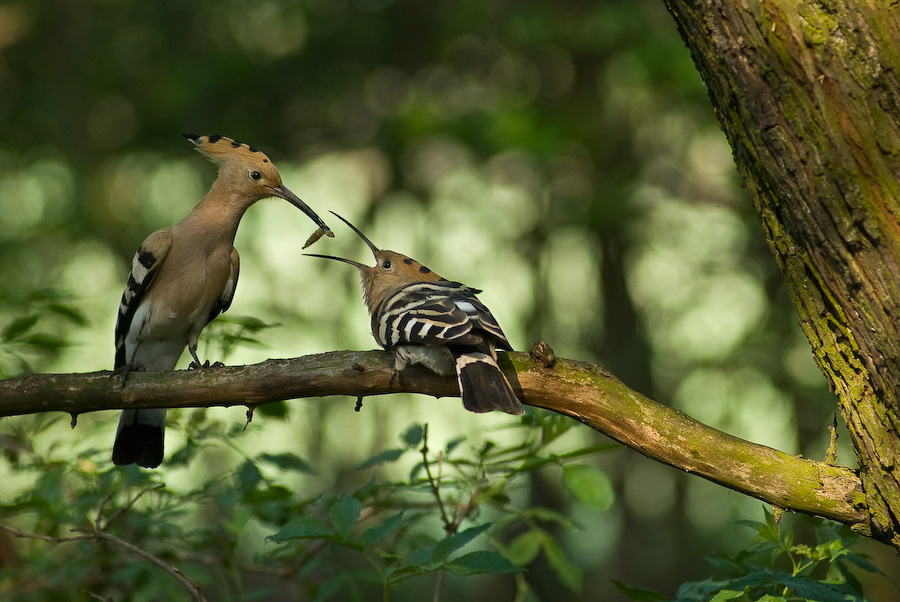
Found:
[529,339,556,368]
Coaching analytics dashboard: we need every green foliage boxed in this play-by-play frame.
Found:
[199,315,279,363]
[617,508,885,602]
[0,289,86,377]
[0,411,618,601]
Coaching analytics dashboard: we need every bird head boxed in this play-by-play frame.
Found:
[183,133,333,237]
[305,211,445,312]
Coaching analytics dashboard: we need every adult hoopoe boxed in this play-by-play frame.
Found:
[112,133,332,468]
[306,212,524,415]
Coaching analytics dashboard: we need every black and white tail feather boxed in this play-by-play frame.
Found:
[374,281,524,415]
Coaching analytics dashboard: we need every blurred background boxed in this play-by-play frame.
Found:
[1,0,897,600]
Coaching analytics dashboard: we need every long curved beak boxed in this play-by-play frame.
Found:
[327,211,380,259]
[267,184,334,237]
[303,253,370,270]
[303,212,384,269]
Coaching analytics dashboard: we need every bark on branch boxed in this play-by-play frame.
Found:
[0,347,871,542]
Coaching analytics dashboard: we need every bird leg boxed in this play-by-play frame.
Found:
[186,343,208,369]
[186,342,224,369]
[110,360,145,389]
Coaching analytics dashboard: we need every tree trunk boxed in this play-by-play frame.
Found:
[663,0,900,547]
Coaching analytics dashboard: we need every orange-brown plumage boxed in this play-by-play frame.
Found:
[112,134,332,468]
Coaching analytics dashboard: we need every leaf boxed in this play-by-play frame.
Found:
[541,414,574,446]
[357,448,406,469]
[431,523,493,564]
[709,590,746,602]
[259,452,315,474]
[46,302,88,326]
[610,580,668,602]
[23,333,68,350]
[330,495,361,540]
[527,506,578,529]
[401,424,424,447]
[361,512,405,547]
[563,464,614,510]
[2,314,38,342]
[444,436,466,456]
[256,401,289,419]
[267,516,333,542]
[445,551,521,575]
[505,530,542,566]
[540,532,582,592]
[237,460,262,493]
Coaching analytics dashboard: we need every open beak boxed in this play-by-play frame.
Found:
[327,211,380,258]
[267,184,334,238]
[303,253,370,270]
[303,211,382,268]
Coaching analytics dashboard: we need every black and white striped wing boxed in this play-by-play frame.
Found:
[206,247,240,325]
[114,229,172,369]
[374,281,512,351]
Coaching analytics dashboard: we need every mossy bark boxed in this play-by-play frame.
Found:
[663,0,900,547]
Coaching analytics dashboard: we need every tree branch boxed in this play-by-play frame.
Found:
[0,346,870,540]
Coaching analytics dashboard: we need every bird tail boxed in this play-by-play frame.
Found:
[453,350,524,415]
[112,409,166,468]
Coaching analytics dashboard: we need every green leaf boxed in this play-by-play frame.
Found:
[330,495,361,540]
[46,302,88,326]
[610,580,668,602]
[357,448,406,469]
[445,550,521,575]
[401,424,424,447]
[444,436,466,456]
[505,530,542,566]
[361,512,405,547]
[237,460,262,493]
[256,401,289,418]
[267,516,333,542]
[527,506,578,529]
[2,314,38,342]
[541,414,574,446]
[563,465,614,510]
[709,590,745,602]
[23,333,68,350]
[540,532,582,592]
[431,523,493,564]
[259,452,314,474]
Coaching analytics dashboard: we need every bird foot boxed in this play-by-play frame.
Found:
[110,362,145,389]
[188,359,225,370]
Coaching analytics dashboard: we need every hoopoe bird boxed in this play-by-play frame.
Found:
[306,212,524,415]
[112,133,332,468]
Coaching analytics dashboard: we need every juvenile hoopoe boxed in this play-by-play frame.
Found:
[112,133,332,468]
[306,212,524,415]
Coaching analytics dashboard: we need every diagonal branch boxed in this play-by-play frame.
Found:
[0,345,869,541]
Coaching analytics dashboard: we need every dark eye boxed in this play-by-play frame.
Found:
[382,259,392,269]
[249,171,261,181]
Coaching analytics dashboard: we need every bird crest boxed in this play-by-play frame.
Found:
[182,133,271,167]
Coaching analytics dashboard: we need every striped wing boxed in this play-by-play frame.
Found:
[206,247,240,325]
[373,281,512,351]
[114,229,172,369]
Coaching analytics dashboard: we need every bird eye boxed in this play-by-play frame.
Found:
[382,259,392,269]
[249,171,262,181]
